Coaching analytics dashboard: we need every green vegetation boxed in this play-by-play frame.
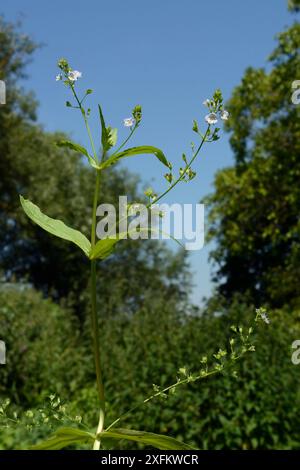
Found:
[1,1,300,449]
[205,19,300,309]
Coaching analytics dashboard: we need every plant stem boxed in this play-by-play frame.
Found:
[70,81,105,448]
[70,84,98,162]
[90,259,105,449]
[147,126,210,208]
[105,348,248,432]
[105,368,220,432]
[90,169,105,450]
[112,124,137,155]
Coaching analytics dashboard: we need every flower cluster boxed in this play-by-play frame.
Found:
[123,105,143,129]
[56,58,82,85]
[203,89,229,125]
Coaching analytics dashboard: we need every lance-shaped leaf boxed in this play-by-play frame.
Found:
[31,427,95,450]
[20,196,91,257]
[56,140,99,169]
[98,105,118,152]
[100,146,169,170]
[99,428,196,450]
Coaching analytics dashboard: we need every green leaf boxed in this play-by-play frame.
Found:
[89,232,128,260]
[89,237,119,260]
[100,146,169,170]
[20,196,91,257]
[99,428,196,450]
[109,127,118,147]
[56,140,99,169]
[31,427,95,450]
[98,105,118,152]
[89,224,184,261]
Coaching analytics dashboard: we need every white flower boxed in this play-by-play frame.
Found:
[220,109,229,120]
[205,112,218,125]
[68,70,82,82]
[55,74,62,81]
[203,99,210,107]
[123,117,135,127]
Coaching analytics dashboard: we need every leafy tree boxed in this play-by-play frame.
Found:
[205,10,300,307]
[289,0,300,12]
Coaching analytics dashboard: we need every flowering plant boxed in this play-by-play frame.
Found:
[18,59,267,450]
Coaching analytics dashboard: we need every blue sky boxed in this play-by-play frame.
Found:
[2,0,295,304]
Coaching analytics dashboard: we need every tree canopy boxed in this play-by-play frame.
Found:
[205,17,300,308]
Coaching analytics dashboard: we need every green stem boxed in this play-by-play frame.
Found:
[105,368,219,432]
[112,124,137,155]
[70,84,98,162]
[91,171,101,245]
[69,80,105,448]
[90,170,105,450]
[147,125,210,208]
[105,348,247,433]
[90,259,105,449]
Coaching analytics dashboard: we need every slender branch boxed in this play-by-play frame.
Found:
[104,125,211,238]
[112,124,138,155]
[105,368,221,433]
[147,125,210,209]
[70,84,98,163]
[104,346,249,434]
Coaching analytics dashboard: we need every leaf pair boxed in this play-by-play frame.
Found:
[32,426,195,450]
[58,138,169,172]
[20,197,124,260]
[57,105,169,171]
[100,145,169,170]
[20,197,183,260]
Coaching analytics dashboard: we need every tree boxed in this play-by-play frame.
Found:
[205,10,300,307]
[288,0,300,12]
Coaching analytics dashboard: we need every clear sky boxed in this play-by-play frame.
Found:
[1,0,295,304]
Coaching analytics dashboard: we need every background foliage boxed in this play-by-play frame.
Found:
[1,2,300,450]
